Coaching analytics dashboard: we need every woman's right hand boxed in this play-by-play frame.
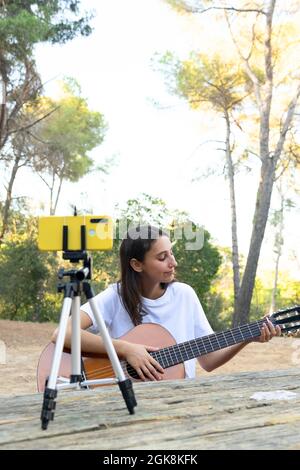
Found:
[122,342,165,381]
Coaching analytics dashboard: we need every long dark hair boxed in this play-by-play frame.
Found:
[117,225,169,326]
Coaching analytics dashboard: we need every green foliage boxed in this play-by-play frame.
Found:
[211,244,300,327]
[171,226,222,315]
[0,232,60,322]
[115,193,176,227]
[33,81,107,183]
[0,0,93,57]
[250,274,300,321]
[19,80,109,214]
[204,288,229,331]
[157,51,248,112]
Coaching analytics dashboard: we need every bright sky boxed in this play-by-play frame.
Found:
[7,0,300,277]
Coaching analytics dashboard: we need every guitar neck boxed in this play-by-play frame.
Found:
[151,319,265,369]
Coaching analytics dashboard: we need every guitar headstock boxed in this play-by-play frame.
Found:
[270,305,300,334]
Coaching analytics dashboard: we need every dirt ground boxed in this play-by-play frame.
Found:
[0,319,299,396]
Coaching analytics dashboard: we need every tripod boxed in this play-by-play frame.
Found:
[40,240,137,430]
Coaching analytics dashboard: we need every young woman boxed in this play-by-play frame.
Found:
[52,225,281,381]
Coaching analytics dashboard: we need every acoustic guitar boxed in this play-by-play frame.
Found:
[37,305,300,392]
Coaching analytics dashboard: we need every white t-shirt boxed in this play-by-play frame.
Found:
[81,281,214,378]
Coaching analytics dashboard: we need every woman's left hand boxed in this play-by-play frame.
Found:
[252,316,281,343]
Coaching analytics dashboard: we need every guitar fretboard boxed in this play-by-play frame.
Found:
[154,319,265,368]
[126,319,265,378]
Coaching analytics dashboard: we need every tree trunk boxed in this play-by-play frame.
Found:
[49,171,55,215]
[53,170,64,215]
[269,248,280,314]
[223,111,240,315]
[0,155,21,242]
[0,74,7,150]
[269,191,284,314]
[233,157,275,325]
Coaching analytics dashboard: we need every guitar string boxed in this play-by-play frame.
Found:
[85,318,293,379]
[85,321,296,381]
[83,319,266,380]
[153,320,265,367]
[154,320,263,366]
[119,320,264,373]
[85,317,299,379]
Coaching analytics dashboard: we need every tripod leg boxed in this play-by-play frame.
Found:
[83,282,137,414]
[70,294,82,383]
[41,289,73,430]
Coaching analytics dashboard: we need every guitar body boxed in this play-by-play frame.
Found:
[37,323,185,392]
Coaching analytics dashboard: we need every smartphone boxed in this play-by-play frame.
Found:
[38,215,113,251]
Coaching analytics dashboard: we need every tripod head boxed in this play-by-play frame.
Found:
[57,212,93,291]
[58,251,92,283]
[58,214,93,283]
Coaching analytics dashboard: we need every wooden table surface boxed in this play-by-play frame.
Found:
[1,368,300,450]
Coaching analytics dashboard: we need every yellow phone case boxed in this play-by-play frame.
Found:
[38,215,113,251]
